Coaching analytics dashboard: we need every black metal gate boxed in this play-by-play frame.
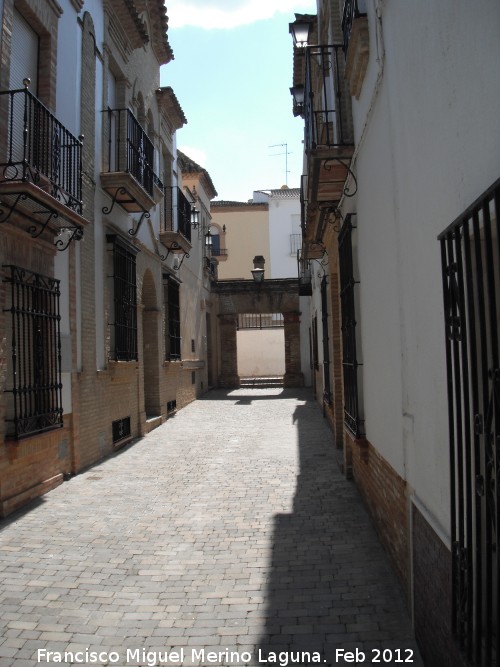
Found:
[439,178,499,667]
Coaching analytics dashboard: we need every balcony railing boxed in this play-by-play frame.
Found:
[303,44,352,153]
[212,248,228,257]
[341,0,367,54]
[163,186,192,243]
[104,108,157,198]
[0,86,83,213]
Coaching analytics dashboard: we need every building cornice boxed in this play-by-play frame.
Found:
[156,87,187,132]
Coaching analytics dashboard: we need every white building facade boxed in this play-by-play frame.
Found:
[290,1,499,665]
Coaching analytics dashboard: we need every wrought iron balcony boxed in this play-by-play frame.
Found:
[341,0,367,54]
[0,84,85,249]
[298,45,355,244]
[159,186,193,256]
[101,108,162,215]
[211,247,228,257]
[303,44,352,153]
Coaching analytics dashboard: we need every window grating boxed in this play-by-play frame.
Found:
[112,416,131,443]
[338,214,363,437]
[3,265,63,439]
[321,276,332,405]
[165,278,181,360]
[109,236,138,361]
[439,178,499,667]
[167,399,176,413]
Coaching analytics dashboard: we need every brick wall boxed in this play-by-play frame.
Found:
[0,221,70,517]
[347,430,410,597]
[412,504,464,667]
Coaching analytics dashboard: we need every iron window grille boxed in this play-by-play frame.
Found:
[108,236,138,361]
[165,277,181,360]
[338,213,364,437]
[3,265,63,439]
[0,85,83,213]
[112,416,131,444]
[321,276,332,405]
[312,315,319,371]
[439,178,499,667]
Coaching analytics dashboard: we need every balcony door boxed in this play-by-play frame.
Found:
[7,10,39,171]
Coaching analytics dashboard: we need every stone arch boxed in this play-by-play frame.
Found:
[214,279,304,388]
[141,269,161,418]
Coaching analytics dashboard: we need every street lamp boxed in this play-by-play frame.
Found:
[290,84,305,117]
[191,207,200,228]
[289,16,314,48]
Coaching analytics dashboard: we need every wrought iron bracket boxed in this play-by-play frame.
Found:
[323,157,358,197]
[55,225,84,251]
[0,191,83,251]
[128,210,150,237]
[102,187,128,216]
[158,241,190,269]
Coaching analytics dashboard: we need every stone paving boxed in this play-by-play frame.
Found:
[0,388,424,667]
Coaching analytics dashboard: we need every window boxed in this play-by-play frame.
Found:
[165,276,181,360]
[10,9,39,92]
[210,233,221,255]
[108,235,138,361]
[439,178,499,667]
[3,265,63,439]
[338,213,363,436]
[321,276,332,404]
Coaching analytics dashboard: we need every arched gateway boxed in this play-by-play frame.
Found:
[214,279,303,388]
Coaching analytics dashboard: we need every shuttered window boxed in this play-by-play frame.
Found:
[10,10,39,92]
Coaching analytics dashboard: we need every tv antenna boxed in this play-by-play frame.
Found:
[269,143,292,186]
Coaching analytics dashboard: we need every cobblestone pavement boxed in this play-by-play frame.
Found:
[0,388,424,667]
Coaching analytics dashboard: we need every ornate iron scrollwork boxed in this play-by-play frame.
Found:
[128,210,150,237]
[323,157,358,197]
[102,187,128,216]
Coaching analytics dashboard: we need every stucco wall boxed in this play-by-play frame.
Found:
[348,0,500,536]
[237,329,285,377]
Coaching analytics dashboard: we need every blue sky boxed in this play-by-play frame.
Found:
[160,1,316,202]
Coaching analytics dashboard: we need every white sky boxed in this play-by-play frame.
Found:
[161,1,316,201]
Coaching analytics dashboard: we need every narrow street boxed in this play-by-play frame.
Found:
[0,389,424,667]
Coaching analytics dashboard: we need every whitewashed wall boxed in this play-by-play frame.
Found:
[346,0,500,535]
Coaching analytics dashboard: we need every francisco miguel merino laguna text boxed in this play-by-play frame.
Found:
[37,647,324,666]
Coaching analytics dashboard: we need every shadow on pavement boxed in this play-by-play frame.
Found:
[256,399,424,667]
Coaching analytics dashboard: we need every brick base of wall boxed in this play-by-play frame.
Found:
[412,504,464,667]
[346,430,410,598]
[0,419,73,518]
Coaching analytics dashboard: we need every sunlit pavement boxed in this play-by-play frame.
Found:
[0,388,424,666]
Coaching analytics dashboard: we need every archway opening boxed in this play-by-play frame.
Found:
[237,313,285,385]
